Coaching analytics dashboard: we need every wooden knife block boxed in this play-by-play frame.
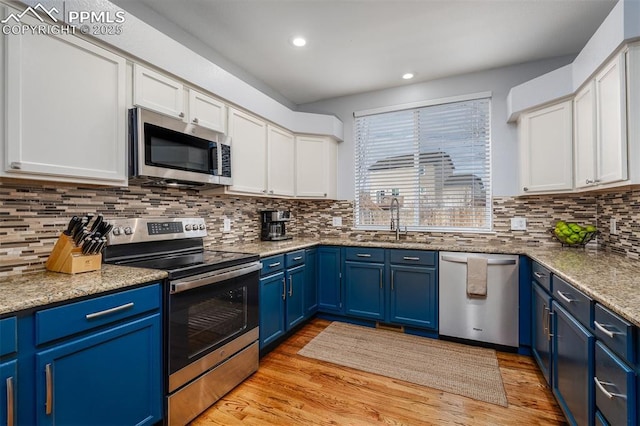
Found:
[45,234,102,274]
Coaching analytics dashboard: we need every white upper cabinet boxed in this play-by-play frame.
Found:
[188,90,227,133]
[267,125,295,197]
[574,82,596,190]
[519,100,574,194]
[594,53,627,186]
[133,64,185,119]
[3,14,127,185]
[573,52,628,190]
[134,64,227,133]
[227,108,267,194]
[295,135,337,199]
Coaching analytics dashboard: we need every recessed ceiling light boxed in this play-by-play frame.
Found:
[402,73,414,80]
[291,37,307,47]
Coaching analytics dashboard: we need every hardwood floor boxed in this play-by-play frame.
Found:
[192,318,567,425]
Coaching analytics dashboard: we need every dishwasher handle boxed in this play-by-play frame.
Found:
[440,255,516,266]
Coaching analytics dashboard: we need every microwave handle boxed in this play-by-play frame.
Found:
[209,143,218,174]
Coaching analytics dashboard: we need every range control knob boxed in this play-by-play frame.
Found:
[185,224,192,231]
[112,227,122,236]
[124,227,133,235]
[199,224,205,230]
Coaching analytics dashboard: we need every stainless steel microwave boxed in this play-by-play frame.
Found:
[128,107,232,188]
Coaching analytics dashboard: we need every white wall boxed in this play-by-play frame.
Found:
[298,56,573,200]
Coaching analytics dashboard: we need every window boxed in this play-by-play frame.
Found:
[354,95,491,231]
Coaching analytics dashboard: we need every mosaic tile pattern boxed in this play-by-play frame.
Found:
[3,180,638,277]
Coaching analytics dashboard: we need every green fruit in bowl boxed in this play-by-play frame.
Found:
[585,225,597,233]
[569,223,583,233]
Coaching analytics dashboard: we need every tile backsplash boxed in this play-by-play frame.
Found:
[1,180,637,277]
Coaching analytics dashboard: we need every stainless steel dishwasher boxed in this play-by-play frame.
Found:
[439,252,519,347]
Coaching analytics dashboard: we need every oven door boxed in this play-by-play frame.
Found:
[167,262,260,391]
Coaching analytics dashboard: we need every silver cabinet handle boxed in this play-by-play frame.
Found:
[86,302,134,320]
[356,253,371,258]
[262,190,267,194]
[594,377,624,399]
[391,270,395,291]
[293,256,303,261]
[523,187,529,192]
[282,277,286,300]
[269,190,274,194]
[45,363,53,415]
[586,179,594,184]
[379,269,383,289]
[288,276,293,297]
[556,291,575,304]
[403,256,420,261]
[548,311,554,338]
[9,162,21,170]
[542,305,549,336]
[594,321,621,339]
[192,117,199,124]
[533,272,546,279]
[269,262,281,268]
[6,376,14,426]
[178,112,185,118]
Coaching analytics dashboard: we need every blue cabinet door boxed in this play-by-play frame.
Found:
[553,301,595,426]
[318,247,343,314]
[259,272,286,348]
[285,265,306,330]
[0,360,17,426]
[344,261,385,320]
[304,249,318,318]
[35,313,162,426]
[532,282,553,385]
[388,265,437,329]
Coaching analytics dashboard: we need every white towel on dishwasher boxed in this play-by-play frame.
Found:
[467,257,488,297]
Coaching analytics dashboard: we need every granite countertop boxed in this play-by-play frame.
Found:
[2,238,639,330]
[230,238,640,328]
[0,265,167,316]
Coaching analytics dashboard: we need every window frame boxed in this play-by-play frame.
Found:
[353,91,493,233]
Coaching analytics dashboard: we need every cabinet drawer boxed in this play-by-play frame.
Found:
[0,317,17,356]
[532,261,551,292]
[553,275,592,327]
[285,250,305,268]
[388,250,435,266]
[594,341,636,426]
[345,247,385,263]
[261,254,285,276]
[594,303,635,365]
[36,284,161,345]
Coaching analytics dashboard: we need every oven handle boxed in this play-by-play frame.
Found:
[170,262,262,294]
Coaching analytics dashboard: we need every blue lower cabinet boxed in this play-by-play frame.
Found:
[532,282,553,385]
[552,301,594,426]
[0,359,17,426]
[388,265,437,329]
[344,261,385,320]
[285,265,306,330]
[259,272,286,348]
[594,341,636,426]
[317,247,343,314]
[304,249,318,318]
[35,313,162,426]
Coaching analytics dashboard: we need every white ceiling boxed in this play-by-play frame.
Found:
[115,0,617,106]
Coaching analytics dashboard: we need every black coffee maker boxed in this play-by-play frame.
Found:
[260,210,292,241]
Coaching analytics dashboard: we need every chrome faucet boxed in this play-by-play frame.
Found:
[390,197,401,240]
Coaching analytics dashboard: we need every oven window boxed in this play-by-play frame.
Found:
[186,288,247,358]
[169,270,259,374]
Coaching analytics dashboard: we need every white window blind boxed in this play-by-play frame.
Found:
[355,97,491,231]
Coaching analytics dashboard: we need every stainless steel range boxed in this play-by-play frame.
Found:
[103,218,261,426]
